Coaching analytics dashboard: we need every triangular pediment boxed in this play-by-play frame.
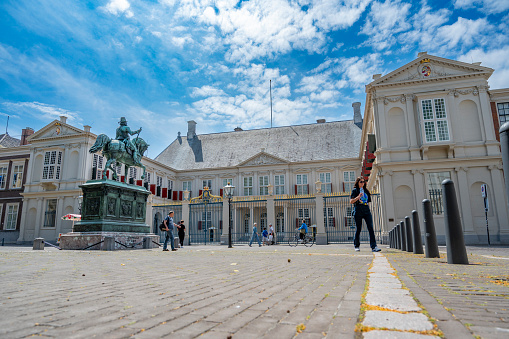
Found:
[238,152,288,167]
[28,120,85,141]
[370,53,494,87]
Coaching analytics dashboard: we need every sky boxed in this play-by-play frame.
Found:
[1,0,509,158]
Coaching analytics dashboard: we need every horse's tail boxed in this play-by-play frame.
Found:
[89,134,110,153]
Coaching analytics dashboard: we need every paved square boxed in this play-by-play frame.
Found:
[0,244,372,338]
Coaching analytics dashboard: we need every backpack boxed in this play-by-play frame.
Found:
[159,222,166,231]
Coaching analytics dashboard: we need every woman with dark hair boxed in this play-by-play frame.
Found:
[350,177,381,252]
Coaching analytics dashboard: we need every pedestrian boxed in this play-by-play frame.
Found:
[350,177,381,252]
[262,228,269,245]
[176,219,186,248]
[249,222,262,247]
[162,211,177,252]
[268,223,275,245]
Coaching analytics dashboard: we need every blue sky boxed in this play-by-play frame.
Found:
[1,0,508,158]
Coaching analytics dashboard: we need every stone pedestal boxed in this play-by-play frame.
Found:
[60,179,158,250]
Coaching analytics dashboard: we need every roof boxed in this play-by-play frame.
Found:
[0,133,21,148]
[155,120,362,171]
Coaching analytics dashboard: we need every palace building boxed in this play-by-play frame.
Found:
[3,53,509,246]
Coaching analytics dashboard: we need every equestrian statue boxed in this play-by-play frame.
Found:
[89,117,149,182]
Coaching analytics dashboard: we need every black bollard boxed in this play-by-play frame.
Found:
[394,225,399,249]
[500,122,509,211]
[442,179,469,265]
[396,225,401,250]
[390,228,393,248]
[423,199,440,258]
[400,221,407,251]
[411,210,424,254]
[392,228,395,248]
[405,216,413,252]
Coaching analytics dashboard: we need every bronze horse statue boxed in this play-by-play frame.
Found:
[89,134,149,182]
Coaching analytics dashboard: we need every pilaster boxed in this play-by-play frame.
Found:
[489,164,509,241]
[314,192,327,245]
[455,167,476,239]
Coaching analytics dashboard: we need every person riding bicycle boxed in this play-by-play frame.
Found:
[296,219,308,241]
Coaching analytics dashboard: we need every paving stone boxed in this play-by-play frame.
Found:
[365,292,421,312]
[363,311,433,331]
[363,330,440,338]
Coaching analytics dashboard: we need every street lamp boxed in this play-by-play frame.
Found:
[224,182,235,248]
[315,180,322,193]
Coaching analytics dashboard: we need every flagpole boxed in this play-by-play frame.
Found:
[270,80,273,128]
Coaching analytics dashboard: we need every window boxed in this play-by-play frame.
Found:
[43,150,63,180]
[298,208,311,226]
[202,179,212,189]
[167,179,173,190]
[276,212,284,232]
[296,174,308,195]
[260,212,267,229]
[274,175,285,194]
[0,167,7,189]
[421,98,449,142]
[345,206,355,228]
[222,178,233,187]
[43,199,58,228]
[343,171,356,192]
[11,165,24,188]
[259,175,269,195]
[157,176,163,187]
[93,154,104,180]
[183,181,192,191]
[427,172,451,215]
[244,213,250,234]
[144,172,151,183]
[201,211,211,229]
[497,102,509,123]
[324,207,334,228]
[5,204,18,230]
[319,172,332,193]
[243,176,253,196]
[115,163,122,182]
[129,167,137,179]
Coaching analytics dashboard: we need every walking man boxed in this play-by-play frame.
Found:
[249,222,262,247]
[163,211,177,252]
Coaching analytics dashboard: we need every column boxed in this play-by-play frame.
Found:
[221,197,229,244]
[17,198,28,243]
[182,200,190,245]
[34,198,44,239]
[455,167,476,240]
[489,165,509,240]
[412,169,425,210]
[315,192,327,245]
[379,170,394,233]
[54,197,64,240]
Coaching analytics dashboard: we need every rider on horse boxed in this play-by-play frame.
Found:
[116,117,142,163]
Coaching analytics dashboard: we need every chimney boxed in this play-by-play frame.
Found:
[234,127,243,132]
[316,119,326,124]
[187,120,197,139]
[83,125,91,133]
[21,127,34,145]
[352,102,363,128]
[60,116,68,124]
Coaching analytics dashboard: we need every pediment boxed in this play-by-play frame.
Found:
[28,120,85,141]
[238,152,288,167]
[371,54,494,87]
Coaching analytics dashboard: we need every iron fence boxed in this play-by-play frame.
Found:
[152,204,183,243]
[188,201,223,244]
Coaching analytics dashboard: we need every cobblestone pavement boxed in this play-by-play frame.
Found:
[384,245,509,339]
[0,244,372,339]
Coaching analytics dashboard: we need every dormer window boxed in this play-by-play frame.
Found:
[421,98,450,143]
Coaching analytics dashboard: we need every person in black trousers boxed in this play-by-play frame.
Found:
[350,177,381,252]
[176,219,186,248]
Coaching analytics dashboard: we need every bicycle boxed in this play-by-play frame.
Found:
[288,231,314,247]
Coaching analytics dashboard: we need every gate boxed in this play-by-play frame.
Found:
[230,197,267,244]
[153,203,183,243]
[324,193,382,244]
[188,188,223,245]
[274,195,316,244]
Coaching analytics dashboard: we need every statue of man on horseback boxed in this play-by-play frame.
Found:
[116,117,142,163]
[89,117,149,183]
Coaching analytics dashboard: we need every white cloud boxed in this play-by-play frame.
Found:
[435,17,491,50]
[190,86,227,98]
[361,0,412,50]
[102,0,134,18]
[3,102,82,123]
[453,0,509,14]
[458,46,509,89]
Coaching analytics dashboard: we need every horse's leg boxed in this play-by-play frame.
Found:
[105,158,116,180]
[140,164,146,180]
[124,166,129,183]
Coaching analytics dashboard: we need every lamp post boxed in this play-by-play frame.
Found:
[315,180,322,193]
[224,183,235,248]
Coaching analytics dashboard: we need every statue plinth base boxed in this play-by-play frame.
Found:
[60,232,159,250]
[60,179,158,250]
